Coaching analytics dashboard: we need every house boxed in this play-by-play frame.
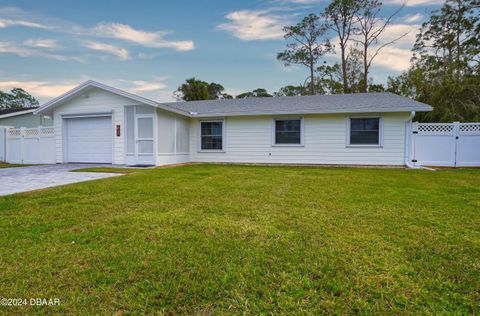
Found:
[0,107,53,128]
[34,80,432,167]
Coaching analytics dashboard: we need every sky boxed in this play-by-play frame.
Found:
[0,0,443,103]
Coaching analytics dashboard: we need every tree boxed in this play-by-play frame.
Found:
[314,45,364,94]
[174,78,232,101]
[274,85,307,97]
[389,0,480,122]
[413,0,479,78]
[368,83,385,92]
[236,88,272,99]
[0,88,39,109]
[323,0,361,93]
[354,0,406,92]
[208,83,233,100]
[316,63,344,94]
[277,14,332,95]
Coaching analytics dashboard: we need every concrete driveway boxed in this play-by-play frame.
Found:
[0,164,122,196]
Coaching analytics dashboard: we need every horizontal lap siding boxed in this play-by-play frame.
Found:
[53,88,142,164]
[190,113,409,165]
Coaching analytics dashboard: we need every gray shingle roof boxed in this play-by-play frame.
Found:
[162,92,432,117]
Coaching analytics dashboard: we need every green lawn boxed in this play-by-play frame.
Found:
[0,165,479,314]
[0,161,25,168]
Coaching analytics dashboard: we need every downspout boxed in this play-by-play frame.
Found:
[404,111,419,169]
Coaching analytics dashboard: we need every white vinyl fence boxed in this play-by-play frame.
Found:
[5,126,55,164]
[0,127,6,162]
[411,122,480,167]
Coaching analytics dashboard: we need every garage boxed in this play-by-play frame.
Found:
[66,116,112,163]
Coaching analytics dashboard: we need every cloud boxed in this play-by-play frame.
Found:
[217,10,290,41]
[24,38,59,49]
[365,23,420,71]
[0,7,195,53]
[0,41,31,57]
[124,80,167,92]
[384,0,444,6]
[137,52,157,59]
[328,23,420,72]
[0,80,77,98]
[403,13,423,23]
[0,17,48,29]
[371,47,413,71]
[0,41,83,62]
[117,78,174,101]
[273,0,322,3]
[91,23,195,51]
[367,23,420,71]
[83,41,130,60]
[0,77,176,102]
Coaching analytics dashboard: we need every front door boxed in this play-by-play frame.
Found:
[135,114,155,165]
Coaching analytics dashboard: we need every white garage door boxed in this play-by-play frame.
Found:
[66,116,112,163]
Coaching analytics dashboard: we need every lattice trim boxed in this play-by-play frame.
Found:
[25,128,39,136]
[459,123,480,134]
[417,124,454,134]
[7,129,21,137]
[40,127,55,135]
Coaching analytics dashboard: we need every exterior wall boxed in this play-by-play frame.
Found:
[50,88,410,167]
[189,112,411,166]
[53,88,142,164]
[156,108,190,165]
[0,113,53,128]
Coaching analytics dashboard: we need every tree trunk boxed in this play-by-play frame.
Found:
[340,44,348,93]
[363,42,368,93]
[455,0,462,79]
[310,53,315,95]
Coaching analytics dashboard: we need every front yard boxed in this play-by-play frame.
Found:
[0,162,24,168]
[0,165,478,314]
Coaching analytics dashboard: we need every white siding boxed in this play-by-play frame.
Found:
[189,113,410,166]
[53,88,142,164]
[156,109,190,166]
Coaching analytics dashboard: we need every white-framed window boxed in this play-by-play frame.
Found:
[347,117,383,146]
[273,118,304,146]
[199,120,224,151]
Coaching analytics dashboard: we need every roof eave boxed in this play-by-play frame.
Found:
[0,108,37,119]
[189,106,433,118]
[34,80,191,117]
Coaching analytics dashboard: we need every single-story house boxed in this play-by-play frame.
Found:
[0,107,53,128]
[34,80,432,167]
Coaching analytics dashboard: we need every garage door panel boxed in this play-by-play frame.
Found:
[66,117,112,163]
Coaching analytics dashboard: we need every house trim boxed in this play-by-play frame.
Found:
[197,118,226,153]
[271,117,305,147]
[346,116,384,148]
[35,80,190,117]
[0,109,36,119]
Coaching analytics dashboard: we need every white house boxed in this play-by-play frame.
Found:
[34,80,432,167]
[0,107,53,128]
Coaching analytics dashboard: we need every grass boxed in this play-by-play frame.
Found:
[0,164,479,314]
[0,161,26,168]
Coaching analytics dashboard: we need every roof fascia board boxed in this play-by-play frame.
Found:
[34,80,190,117]
[0,109,36,119]
[188,107,432,118]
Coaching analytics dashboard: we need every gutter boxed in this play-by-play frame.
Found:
[0,109,36,119]
[404,111,419,169]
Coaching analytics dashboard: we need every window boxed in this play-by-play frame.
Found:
[274,119,302,145]
[349,117,381,145]
[200,121,223,150]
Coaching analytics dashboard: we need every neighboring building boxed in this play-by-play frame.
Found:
[0,107,53,128]
[35,80,432,166]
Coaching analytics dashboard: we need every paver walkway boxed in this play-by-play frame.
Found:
[0,164,122,196]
